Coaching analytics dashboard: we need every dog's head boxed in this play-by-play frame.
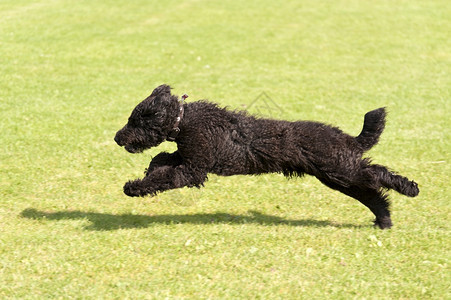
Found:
[114,84,181,153]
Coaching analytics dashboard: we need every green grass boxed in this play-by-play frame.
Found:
[1,0,450,298]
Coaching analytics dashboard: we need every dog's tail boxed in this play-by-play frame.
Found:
[355,107,386,152]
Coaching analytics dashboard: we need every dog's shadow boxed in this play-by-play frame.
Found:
[20,208,366,231]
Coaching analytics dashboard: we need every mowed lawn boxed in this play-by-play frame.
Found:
[0,0,449,298]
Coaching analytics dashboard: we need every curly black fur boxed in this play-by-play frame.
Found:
[115,84,419,229]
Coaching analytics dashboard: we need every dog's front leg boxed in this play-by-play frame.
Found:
[124,164,208,197]
[145,151,183,176]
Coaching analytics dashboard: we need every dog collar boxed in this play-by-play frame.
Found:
[167,94,188,141]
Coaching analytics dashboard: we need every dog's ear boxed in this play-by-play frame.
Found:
[151,84,172,97]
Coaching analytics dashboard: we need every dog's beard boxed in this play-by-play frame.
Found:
[124,143,146,153]
[123,136,165,153]
[124,141,154,153]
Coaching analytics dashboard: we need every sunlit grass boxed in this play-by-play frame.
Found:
[0,0,449,298]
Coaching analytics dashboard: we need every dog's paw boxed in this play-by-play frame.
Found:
[374,216,393,229]
[407,181,420,197]
[123,181,143,197]
[123,180,158,197]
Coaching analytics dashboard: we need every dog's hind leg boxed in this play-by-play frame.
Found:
[319,179,393,229]
[369,164,419,197]
[346,187,392,229]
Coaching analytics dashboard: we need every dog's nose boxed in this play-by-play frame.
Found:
[114,133,124,146]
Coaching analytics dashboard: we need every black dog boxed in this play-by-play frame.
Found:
[115,85,419,229]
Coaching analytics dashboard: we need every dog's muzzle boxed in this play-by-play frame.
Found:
[114,132,125,147]
[114,130,147,153]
